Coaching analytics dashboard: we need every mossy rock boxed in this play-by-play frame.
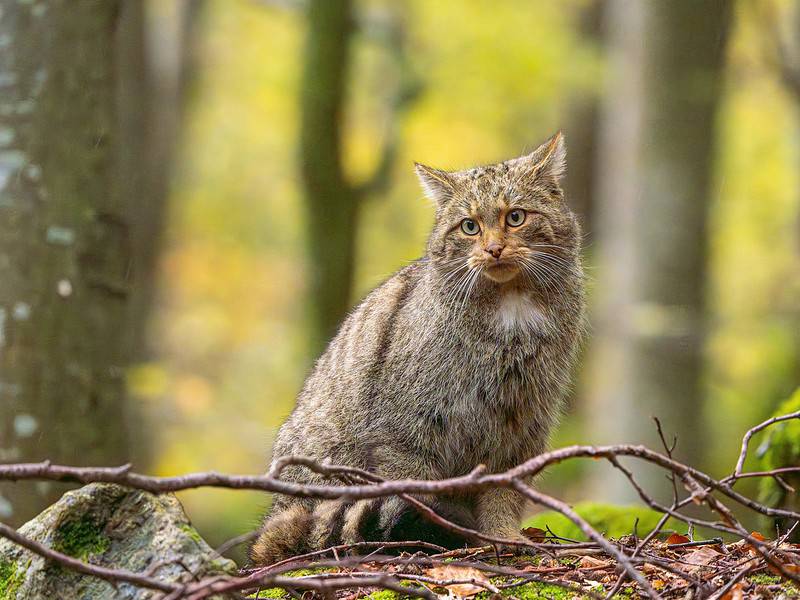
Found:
[0,483,236,599]
[0,558,26,600]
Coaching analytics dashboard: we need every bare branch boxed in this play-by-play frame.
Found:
[5,441,799,523]
[2,413,799,599]
[731,409,800,478]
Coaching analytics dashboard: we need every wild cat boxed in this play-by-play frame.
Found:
[251,132,585,564]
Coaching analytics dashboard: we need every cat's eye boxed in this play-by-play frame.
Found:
[506,209,526,227]
[461,219,480,235]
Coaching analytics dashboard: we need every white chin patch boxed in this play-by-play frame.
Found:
[494,291,547,332]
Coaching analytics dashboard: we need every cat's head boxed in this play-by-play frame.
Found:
[417,132,580,291]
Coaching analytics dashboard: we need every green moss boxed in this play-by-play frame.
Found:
[509,582,573,599]
[473,581,576,600]
[758,389,800,513]
[252,578,595,600]
[207,557,237,575]
[749,573,782,585]
[53,515,109,559]
[523,502,681,541]
[247,569,337,599]
[367,590,402,600]
[0,559,24,600]
[486,580,635,600]
[248,588,290,599]
[748,573,799,595]
[557,556,579,567]
[178,523,204,545]
[283,568,334,577]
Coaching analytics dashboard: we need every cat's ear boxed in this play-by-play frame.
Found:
[514,131,567,185]
[414,163,457,205]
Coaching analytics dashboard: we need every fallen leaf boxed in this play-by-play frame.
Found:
[746,531,769,557]
[425,565,490,598]
[683,546,721,574]
[720,582,745,600]
[641,563,663,575]
[672,577,690,590]
[578,555,611,569]
[521,527,547,542]
[520,564,566,574]
[766,560,800,576]
[666,533,690,545]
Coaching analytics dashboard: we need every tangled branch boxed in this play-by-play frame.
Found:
[0,412,798,599]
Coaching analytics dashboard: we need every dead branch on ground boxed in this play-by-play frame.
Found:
[0,412,798,599]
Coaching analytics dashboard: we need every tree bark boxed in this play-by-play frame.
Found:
[769,0,800,400]
[586,0,732,502]
[0,0,127,524]
[300,0,360,354]
[0,0,185,525]
[563,0,606,240]
[122,0,203,362]
[297,1,418,355]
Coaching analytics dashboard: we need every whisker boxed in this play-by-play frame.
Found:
[447,275,470,309]
[520,257,567,300]
[527,243,570,252]
[518,260,551,298]
[459,267,482,313]
[527,250,574,268]
[533,252,575,271]
[442,266,473,308]
[528,263,559,299]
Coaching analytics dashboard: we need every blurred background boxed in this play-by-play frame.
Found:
[1,0,799,561]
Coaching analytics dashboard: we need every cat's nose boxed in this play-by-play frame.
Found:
[485,243,504,259]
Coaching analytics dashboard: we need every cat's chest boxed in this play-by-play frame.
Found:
[492,291,548,334]
[419,329,540,407]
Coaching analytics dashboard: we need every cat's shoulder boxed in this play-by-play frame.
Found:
[359,258,428,310]
[328,259,428,357]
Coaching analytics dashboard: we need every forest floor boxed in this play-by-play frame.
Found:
[243,532,800,600]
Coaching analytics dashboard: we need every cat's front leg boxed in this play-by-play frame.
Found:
[475,487,530,551]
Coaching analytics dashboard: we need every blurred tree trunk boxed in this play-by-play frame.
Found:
[586,0,732,501]
[299,0,418,354]
[768,0,800,397]
[300,0,360,354]
[0,0,192,525]
[117,0,201,469]
[563,0,606,239]
[124,0,203,362]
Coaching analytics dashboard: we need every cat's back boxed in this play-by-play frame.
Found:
[317,258,427,381]
[273,260,428,452]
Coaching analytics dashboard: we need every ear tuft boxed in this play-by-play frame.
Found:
[513,131,567,185]
[535,131,566,181]
[414,162,456,205]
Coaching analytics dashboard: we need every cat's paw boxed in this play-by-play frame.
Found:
[340,499,378,546]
